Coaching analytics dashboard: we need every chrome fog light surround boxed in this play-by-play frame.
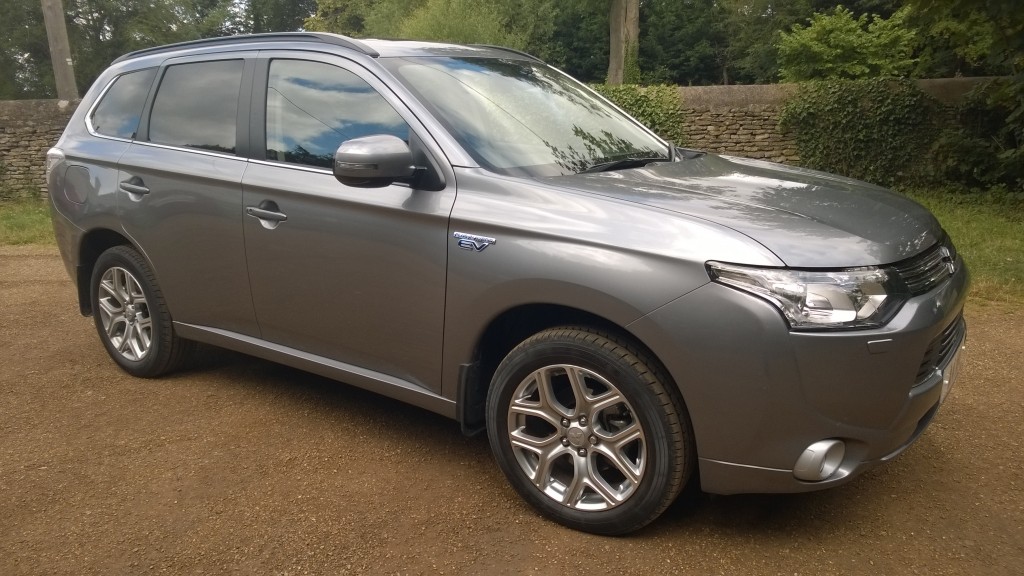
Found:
[794,439,846,481]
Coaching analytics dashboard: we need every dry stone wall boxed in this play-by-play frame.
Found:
[678,84,800,164]
[0,99,77,199]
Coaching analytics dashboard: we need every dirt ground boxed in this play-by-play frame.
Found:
[1,244,1022,575]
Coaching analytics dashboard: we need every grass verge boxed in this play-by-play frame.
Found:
[904,188,1024,306]
[0,197,54,245]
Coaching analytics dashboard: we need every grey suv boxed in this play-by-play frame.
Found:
[47,33,968,534]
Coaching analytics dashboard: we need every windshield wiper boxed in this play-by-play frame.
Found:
[579,156,669,174]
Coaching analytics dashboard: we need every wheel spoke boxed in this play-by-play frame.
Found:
[561,455,588,505]
[509,426,559,451]
[589,470,624,505]
[534,368,571,419]
[588,391,626,420]
[603,419,641,447]
[128,323,148,360]
[118,322,135,354]
[114,269,131,302]
[594,442,643,486]
[565,366,593,414]
[99,277,118,301]
[532,445,567,490]
[509,402,561,428]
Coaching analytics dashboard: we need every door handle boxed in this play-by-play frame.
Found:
[245,203,288,229]
[245,206,288,222]
[119,179,150,196]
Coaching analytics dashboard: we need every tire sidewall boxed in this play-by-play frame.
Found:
[486,332,682,534]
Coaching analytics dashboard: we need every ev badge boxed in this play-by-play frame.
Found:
[453,231,497,252]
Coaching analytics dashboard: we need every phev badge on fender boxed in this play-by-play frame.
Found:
[453,231,497,252]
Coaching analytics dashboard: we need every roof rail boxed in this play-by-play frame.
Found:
[112,32,379,64]
[469,44,542,62]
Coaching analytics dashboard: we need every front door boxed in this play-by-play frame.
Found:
[242,55,454,393]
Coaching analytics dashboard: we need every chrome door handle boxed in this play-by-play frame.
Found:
[245,206,288,222]
[118,180,150,195]
[246,204,288,230]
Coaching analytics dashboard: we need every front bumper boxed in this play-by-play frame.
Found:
[627,258,969,495]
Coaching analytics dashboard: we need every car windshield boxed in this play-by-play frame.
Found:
[381,56,669,177]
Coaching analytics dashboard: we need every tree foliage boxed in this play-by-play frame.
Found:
[777,6,917,81]
[905,0,1023,191]
[0,0,1020,192]
[591,84,687,144]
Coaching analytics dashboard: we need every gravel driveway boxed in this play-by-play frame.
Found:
[1,245,1021,575]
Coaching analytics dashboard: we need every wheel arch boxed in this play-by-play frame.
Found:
[456,302,680,439]
[76,228,134,315]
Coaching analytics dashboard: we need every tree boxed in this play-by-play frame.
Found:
[64,0,235,94]
[606,0,639,84]
[246,0,318,33]
[639,0,729,85]
[0,0,53,98]
[776,6,917,82]
[306,0,560,61]
[719,0,817,84]
[904,0,1024,190]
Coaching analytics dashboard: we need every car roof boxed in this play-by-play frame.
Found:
[112,32,539,64]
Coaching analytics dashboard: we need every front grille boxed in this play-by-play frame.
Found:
[894,238,958,295]
[916,315,964,385]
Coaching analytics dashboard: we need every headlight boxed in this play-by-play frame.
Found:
[706,261,907,330]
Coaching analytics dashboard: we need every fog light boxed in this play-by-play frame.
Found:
[793,439,846,481]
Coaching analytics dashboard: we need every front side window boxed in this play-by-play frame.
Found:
[89,68,157,139]
[149,60,243,154]
[266,59,409,168]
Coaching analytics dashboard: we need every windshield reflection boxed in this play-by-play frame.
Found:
[382,57,668,176]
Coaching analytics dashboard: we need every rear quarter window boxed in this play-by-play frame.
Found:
[88,68,157,139]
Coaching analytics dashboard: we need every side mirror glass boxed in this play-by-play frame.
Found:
[333,134,416,187]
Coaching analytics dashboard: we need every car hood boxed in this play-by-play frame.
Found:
[542,154,942,268]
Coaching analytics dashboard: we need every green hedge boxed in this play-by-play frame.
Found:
[780,78,1022,193]
[591,84,687,145]
[779,78,940,187]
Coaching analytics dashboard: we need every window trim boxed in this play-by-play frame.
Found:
[137,52,257,158]
[261,58,410,169]
[84,67,158,142]
[249,51,452,189]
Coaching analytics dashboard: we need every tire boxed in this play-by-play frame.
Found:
[486,326,694,535]
[90,245,192,378]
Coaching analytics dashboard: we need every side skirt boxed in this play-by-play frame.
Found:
[173,322,457,419]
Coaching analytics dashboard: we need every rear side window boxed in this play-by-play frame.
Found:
[265,59,409,168]
[149,60,243,154]
[89,68,157,139]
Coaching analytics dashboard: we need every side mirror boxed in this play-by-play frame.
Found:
[333,134,416,187]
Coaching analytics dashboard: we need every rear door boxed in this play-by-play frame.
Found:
[241,52,455,393]
[117,53,260,336]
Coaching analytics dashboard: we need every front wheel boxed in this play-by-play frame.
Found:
[486,327,694,534]
[90,245,192,377]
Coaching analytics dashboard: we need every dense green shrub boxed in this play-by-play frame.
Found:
[779,78,941,187]
[780,77,1022,192]
[930,79,1023,194]
[591,84,687,145]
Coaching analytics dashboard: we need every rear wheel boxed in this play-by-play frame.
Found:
[486,326,694,534]
[90,245,192,377]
